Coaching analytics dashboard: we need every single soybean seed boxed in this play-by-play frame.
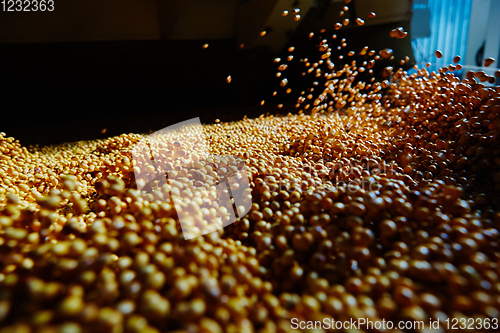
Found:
[484,57,495,67]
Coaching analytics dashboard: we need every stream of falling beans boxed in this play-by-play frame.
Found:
[1,2,500,333]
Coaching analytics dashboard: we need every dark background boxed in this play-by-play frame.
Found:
[0,1,414,147]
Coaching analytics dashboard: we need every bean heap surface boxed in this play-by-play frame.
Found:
[1,8,500,331]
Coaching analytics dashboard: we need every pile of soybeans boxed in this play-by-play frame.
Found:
[1,8,500,333]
